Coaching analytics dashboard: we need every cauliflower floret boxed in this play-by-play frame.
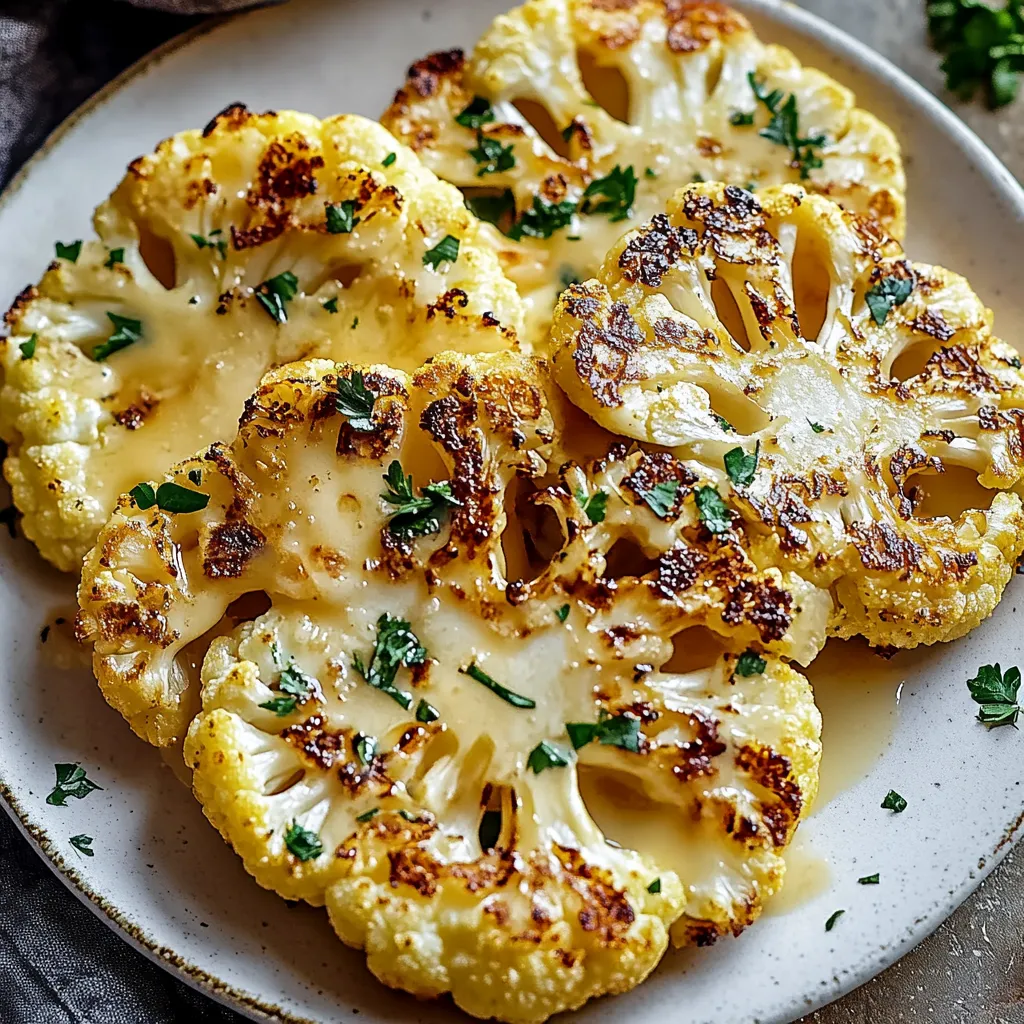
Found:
[550,182,1024,649]
[381,0,905,343]
[78,352,821,1020]
[0,106,523,571]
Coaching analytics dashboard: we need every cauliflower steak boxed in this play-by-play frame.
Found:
[0,107,522,571]
[551,183,1024,648]
[77,352,822,1021]
[382,0,905,342]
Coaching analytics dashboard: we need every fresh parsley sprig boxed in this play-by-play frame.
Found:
[748,71,827,179]
[469,132,515,177]
[335,370,377,432]
[352,613,426,711]
[967,662,1021,726]
[255,270,299,324]
[507,195,577,241]
[46,763,102,806]
[581,165,637,223]
[381,460,460,540]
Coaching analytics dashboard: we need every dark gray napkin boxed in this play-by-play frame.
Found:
[0,6,260,1021]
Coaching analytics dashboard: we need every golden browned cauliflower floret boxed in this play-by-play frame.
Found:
[78,352,822,1021]
[551,182,1024,649]
[381,0,905,342]
[0,107,523,572]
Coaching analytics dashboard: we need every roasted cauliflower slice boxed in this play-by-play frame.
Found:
[381,0,905,343]
[0,106,523,571]
[551,182,1024,649]
[78,352,822,1020]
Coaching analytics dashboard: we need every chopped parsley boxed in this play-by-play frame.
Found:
[735,649,767,677]
[967,662,1021,727]
[255,270,299,324]
[461,663,536,709]
[556,604,570,623]
[469,132,516,176]
[423,234,460,270]
[581,164,637,222]
[415,699,440,723]
[46,763,102,806]
[92,312,143,361]
[507,195,577,241]
[354,734,377,766]
[639,480,680,519]
[382,152,397,168]
[257,658,318,717]
[865,274,915,325]
[55,240,82,262]
[695,485,731,534]
[381,460,460,540]
[724,441,759,487]
[527,740,572,773]
[356,807,380,823]
[353,613,426,711]
[105,247,125,269]
[574,487,608,524]
[258,696,299,717]
[70,834,95,857]
[927,0,1024,107]
[322,297,339,314]
[284,821,323,861]
[644,167,658,179]
[858,873,880,885]
[456,96,496,129]
[466,189,516,227]
[647,878,661,894]
[129,481,209,514]
[729,110,755,126]
[807,419,827,434]
[326,200,359,234]
[825,909,845,932]
[190,230,228,259]
[19,334,37,360]
[748,71,827,179]
[566,711,641,753]
[714,413,734,433]
[881,789,908,813]
[335,370,377,432]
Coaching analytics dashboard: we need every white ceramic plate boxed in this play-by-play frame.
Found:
[2,1,1023,1021]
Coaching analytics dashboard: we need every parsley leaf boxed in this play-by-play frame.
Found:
[508,195,577,240]
[415,699,440,723]
[461,663,536,708]
[381,460,460,540]
[326,200,359,234]
[129,481,208,514]
[574,487,608,524]
[647,878,661,893]
[581,165,637,222]
[714,413,734,433]
[129,483,156,509]
[825,909,845,932]
[566,711,641,753]
[354,733,377,766]
[92,312,143,361]
[456,96,496,129]
[70,834,95,857]
[105,247,125,269]
[695,485,731,534]
[258,696,298,716]
[469,132,516,176]
[807,419,828,434]
[423,234,460,269]
[335,370,377,431]
[353,613,425,710]
[46,763,102,806]
[284,821,322,861]
[858,873,880,885]
[736,650,767,677]
[724,441,759,487]
[748,71,827,178]
[356,807,380,823]
[527,740,572,773]
[730,110,755,126]
[190,230,228,259]
[55,240,82,262]
[556,604,570,623]
[382,152,397,168]
[639,480,680,518]
[466,189,516,228]
[322,297,339,314]
[881,789,908,813]
[927,0,1024,108]
[255,270,299,324]
[865,274,915,325]
[19,334,37,360]
[967,662,1021,726]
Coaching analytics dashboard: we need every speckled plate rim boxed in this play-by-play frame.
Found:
[1,2,1023,1022]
